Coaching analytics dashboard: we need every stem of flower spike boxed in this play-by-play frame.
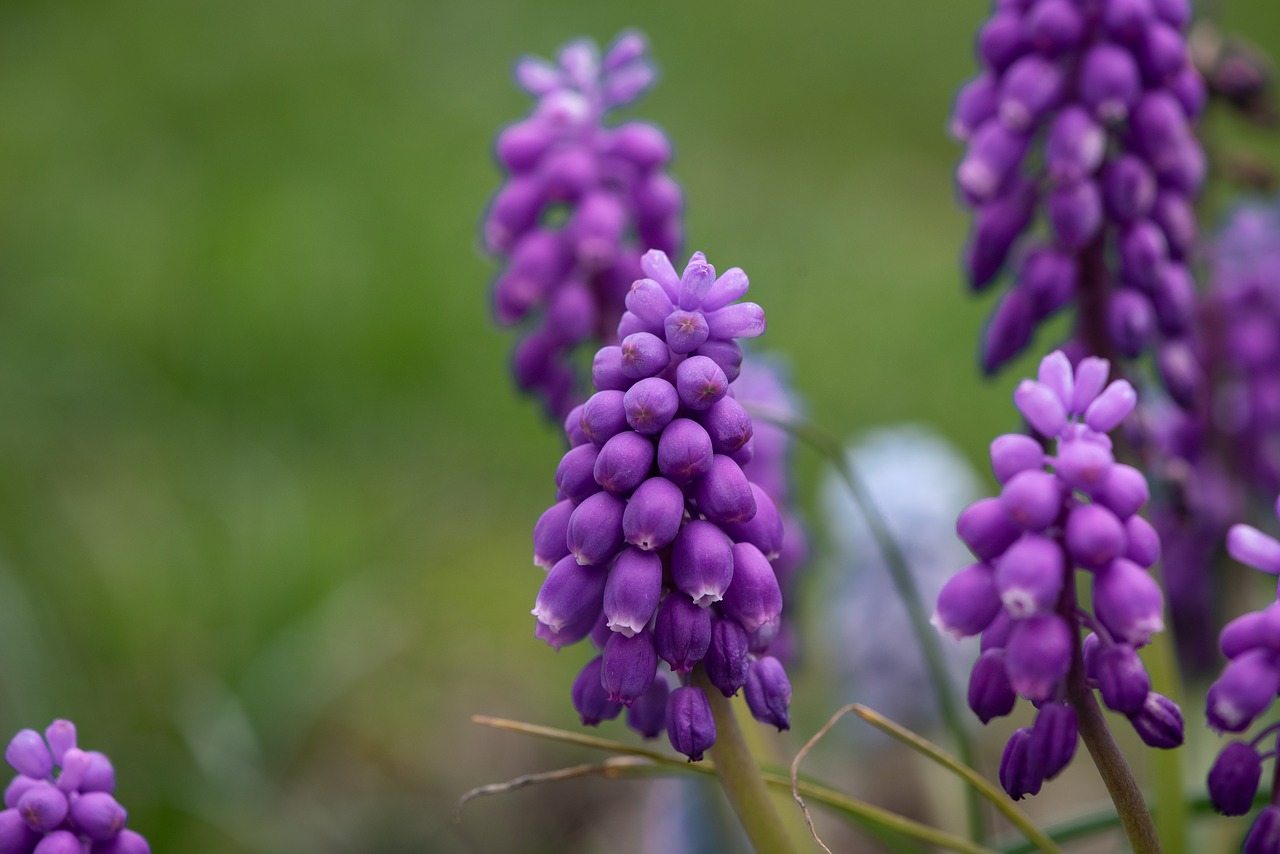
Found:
[693,668,799,854]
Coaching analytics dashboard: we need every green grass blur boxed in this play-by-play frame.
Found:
[0,1,1277,851]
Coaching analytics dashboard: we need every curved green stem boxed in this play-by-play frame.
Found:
[693,669,798,854]
[747,406,984,841]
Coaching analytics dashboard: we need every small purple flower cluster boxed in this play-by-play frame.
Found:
[484,33,683,419]
[1,721,149,854]
[531,249,792,760]
[1205,498,1280,830]
[934,350,1182,799]
[952,0,1205,397]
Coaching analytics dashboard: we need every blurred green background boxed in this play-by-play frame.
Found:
[0,1,1277,851]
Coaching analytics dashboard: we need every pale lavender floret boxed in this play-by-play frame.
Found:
[691,455,756,525]
[704,618,751,697]
[999,470,1062,531]
[604,547,663,637]
[533,555,608,638]
[69,793,126,842]
[932,562,1002,639]
[671,519,734,607]
[623,477,685,552]
[1028,702,1077,780]
[666,686,715,762]
[619,331,670,380]
[700,396,752,455]
[722,484,784,560]
[5,732,52,781]
[572,656,623,726]
[674,355,728,411]
[594,431,655,496]
[627,675,670,739]
[1004,613,1073,702]
[1065,503,1127,570]
[995,535,1065,616]
[16,784,67,833]
[33,829,80,854]
[601,630,657,706]
[579,389,628,446]
[566,491,626,565]
[1095,644,1151,715]
[1208,741,1264,816]
[743,657,791,731]
[653,594,711,673]
[532,499,574,569]
[1130,692,1183,748]
[968,650,1017,723]
[1094,558,1165,645]
[1207,648,1280,732]
[1228,525,1280,575]
[990,434,1044,484]
[656,418,714,485]
[720,543,782,635]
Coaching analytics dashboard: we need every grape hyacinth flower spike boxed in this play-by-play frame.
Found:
[934,350,1181,801]
[2,720,150,853]
[530,249,793,759]
[952,0,1207,404]
[1205,495,1280,838]
[483,32,683,420]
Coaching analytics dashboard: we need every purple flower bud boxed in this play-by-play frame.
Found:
[0,809,39,854]
[16,783,67,832]
[1228,524,1280,575]
[43,722,75,768]
[1103,0,1155,43]
[1005,613,1073,701]
[593,431,655,497]
[1084,380,1138,434]
[91,830,151,854]
[1103,155,1157,224]
[1124,514,1161,568]
[700,397,753,456]
[625,278,675,329]
[700,267,750,313]
[1152,191,1196,260]
[1046,107,1104,185]
[995,534,1064,618]
[979,10,1026,72]
[54,748,88,794]
[999,728,1043,800]
[958,121,1030,202]
[624,377,680,435]
[566,492,626,566]
[580,389,628,446]
[623,477,685,552]
[483,177,543,252]
[602,630,657,706]
[1070,356,1109,412]
[1014,379,1067,437]
[671,519,734,606]
[1107,289,1155,358]
[627,675,670,739]
[704,618,751,697]
[69,791,127,842]
[5,731,52,780]
[1029,702,1077,779]
[653,594,712,673]
[572,656,623,726]
[721,543,782,635]
[1095,464,1149,519]
[656,418,714,485]
[691,455,756,525]
[533,499,573,570]
[666,686,715,761]
[693,339,743,383]
[1208,741,1263,816]
[5,777,39,810]
[604,547,664,637]
[664,309,710,355]
[1207,648,1280,732]
[674,356,729,411]
[1170,64,1205,117]
[1129,692,1183,748]
[1018,247,1076,320]
[1138,22,1187,85]
[999,55,1064,132]
[982,610,1014,652]
[590,347,629,393]
[1024,0,1083,56]
[537,605,595,649]
[966,180,1037,290]
[950,74,998,140]
[744,657,792,731]
[1245,806,1280,854]
[80,751,115,794]
[1096,643,1151,715]
[722,483,784,560]
[990,434,1044,484]
[1151,264,1194,335]
[957,497,1020,560]
[999,471,1062,531]
[1036,349,1074,405]
[1154,137,1205,195]
[705,303,766,341]
[969,649,1017,723]
[619,332,670,380]
[1156,340,1203,409]
[1080,43,1143,122]
[933,562,1002,639]
[1095,558,1164,645]
[1132,92,1190,172]
[1065,503,1127,570]
[1054,438,1115,496]
[981,286,1035,374]
[1048,180,1102,249]
[533,555,608,641]
[1120,221,1168,290]
[33,829,81,854]
[545,281,598,345]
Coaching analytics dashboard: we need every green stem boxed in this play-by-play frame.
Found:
[694,669,798,854]
[1144,630,1188,854]
[748,406,984,841]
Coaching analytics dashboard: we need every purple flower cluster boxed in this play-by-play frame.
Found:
[1,721,149,854]
[531,249,792,760]
[952,0,1206,397]
[484,32,683,419]
[1204,497,1280,828]
[934,350,1182,800]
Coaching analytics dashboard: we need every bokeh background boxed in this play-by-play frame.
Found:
[1,1,1278,851]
